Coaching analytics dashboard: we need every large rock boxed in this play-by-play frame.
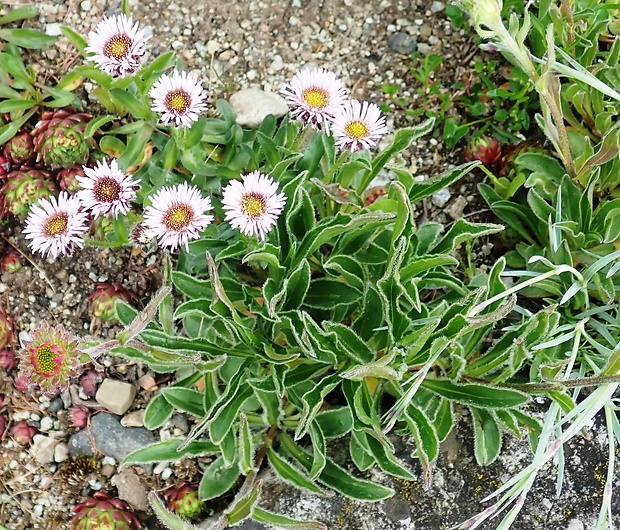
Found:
[229,88,289,128]
[68,413,155,463]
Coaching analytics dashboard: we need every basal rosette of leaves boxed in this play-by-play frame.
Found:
[98,101,562,529]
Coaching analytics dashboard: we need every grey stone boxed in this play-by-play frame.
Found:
[96,379,136,415]
[445,195,468,220]
[229,88,289,128]
[47,397,64,414]
[68,413,155,463]
[388,32,417,55]
[112,468,149,511]
[171,413,190,433]
[431,187,451,208]
[430,1,445,13]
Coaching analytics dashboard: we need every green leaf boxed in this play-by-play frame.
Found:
[161,387,205,417]
[364,432,415,479]
[470,407,502,466]
[431,219,504,255]
[304,278,362,309]
[0,7,39,24]
[0,28,57,49]
[0,99,36,112]
[239,414,255,475]
[308,422,327,480]
[226,480,261,525]
[110,87,152,119]
[266,447,326,494]
[208,383,254,445]
[198,457,241,501]
[405,406,440,482]
[117,124,153,170]
[422,379,529,409]
[60,26,88,55]
[143,394,174,430]
[84,115,116,139]
[314,407,353,438]
[253,507,327,529]
[360,119,435,193]
[409,161,478,203]
[295,374,340,440]
[122,439,218,467]
[280,432,394,501]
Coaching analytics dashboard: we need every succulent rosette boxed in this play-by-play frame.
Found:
[32,108,94,169]
[165,482,205,521]
[0,153,10,180]
[463,135,503,172]
[0,349,16,371]
[87,283,138,323]
[4,130,35,166]
[71,492,141,530]
[11,421,37,445]
[57,164,87,194]
[1,166,59,220]
[17,321,82,395]
[0,248,23,273]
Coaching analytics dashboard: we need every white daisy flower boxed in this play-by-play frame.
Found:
[281,67,348,131]
[23,193,89,259]
[85,14,150,77]
[143,182,214,251]
[221,171,286,240]
[149,71,208,127]
[332,99,389,152]
[76,158,139,218]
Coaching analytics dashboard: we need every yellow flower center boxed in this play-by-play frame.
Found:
[165,204,194,231]
[302,87,329,109]
[165,90,191,114]
[44,213,68,237]
[344,120,368,139]
[104,34,132,59]
[94,177,122,203]
[33,344,59,375]
[241,193,266,219]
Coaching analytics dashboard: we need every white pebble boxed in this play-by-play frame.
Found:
[39,416,54,432]
[161,467,173,480]
[33,505,44,517]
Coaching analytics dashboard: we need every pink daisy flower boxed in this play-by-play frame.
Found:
[332,99,389,152]
[85,14,150,77]
[76,158,139,218]
[23,193,88,258]
[281,67,348,131]
[143,182,214,251]
[221,171,286,240]
[149,71,208,127]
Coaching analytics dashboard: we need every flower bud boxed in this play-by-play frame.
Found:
[464,135,503,172]
[165,482,205,521]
